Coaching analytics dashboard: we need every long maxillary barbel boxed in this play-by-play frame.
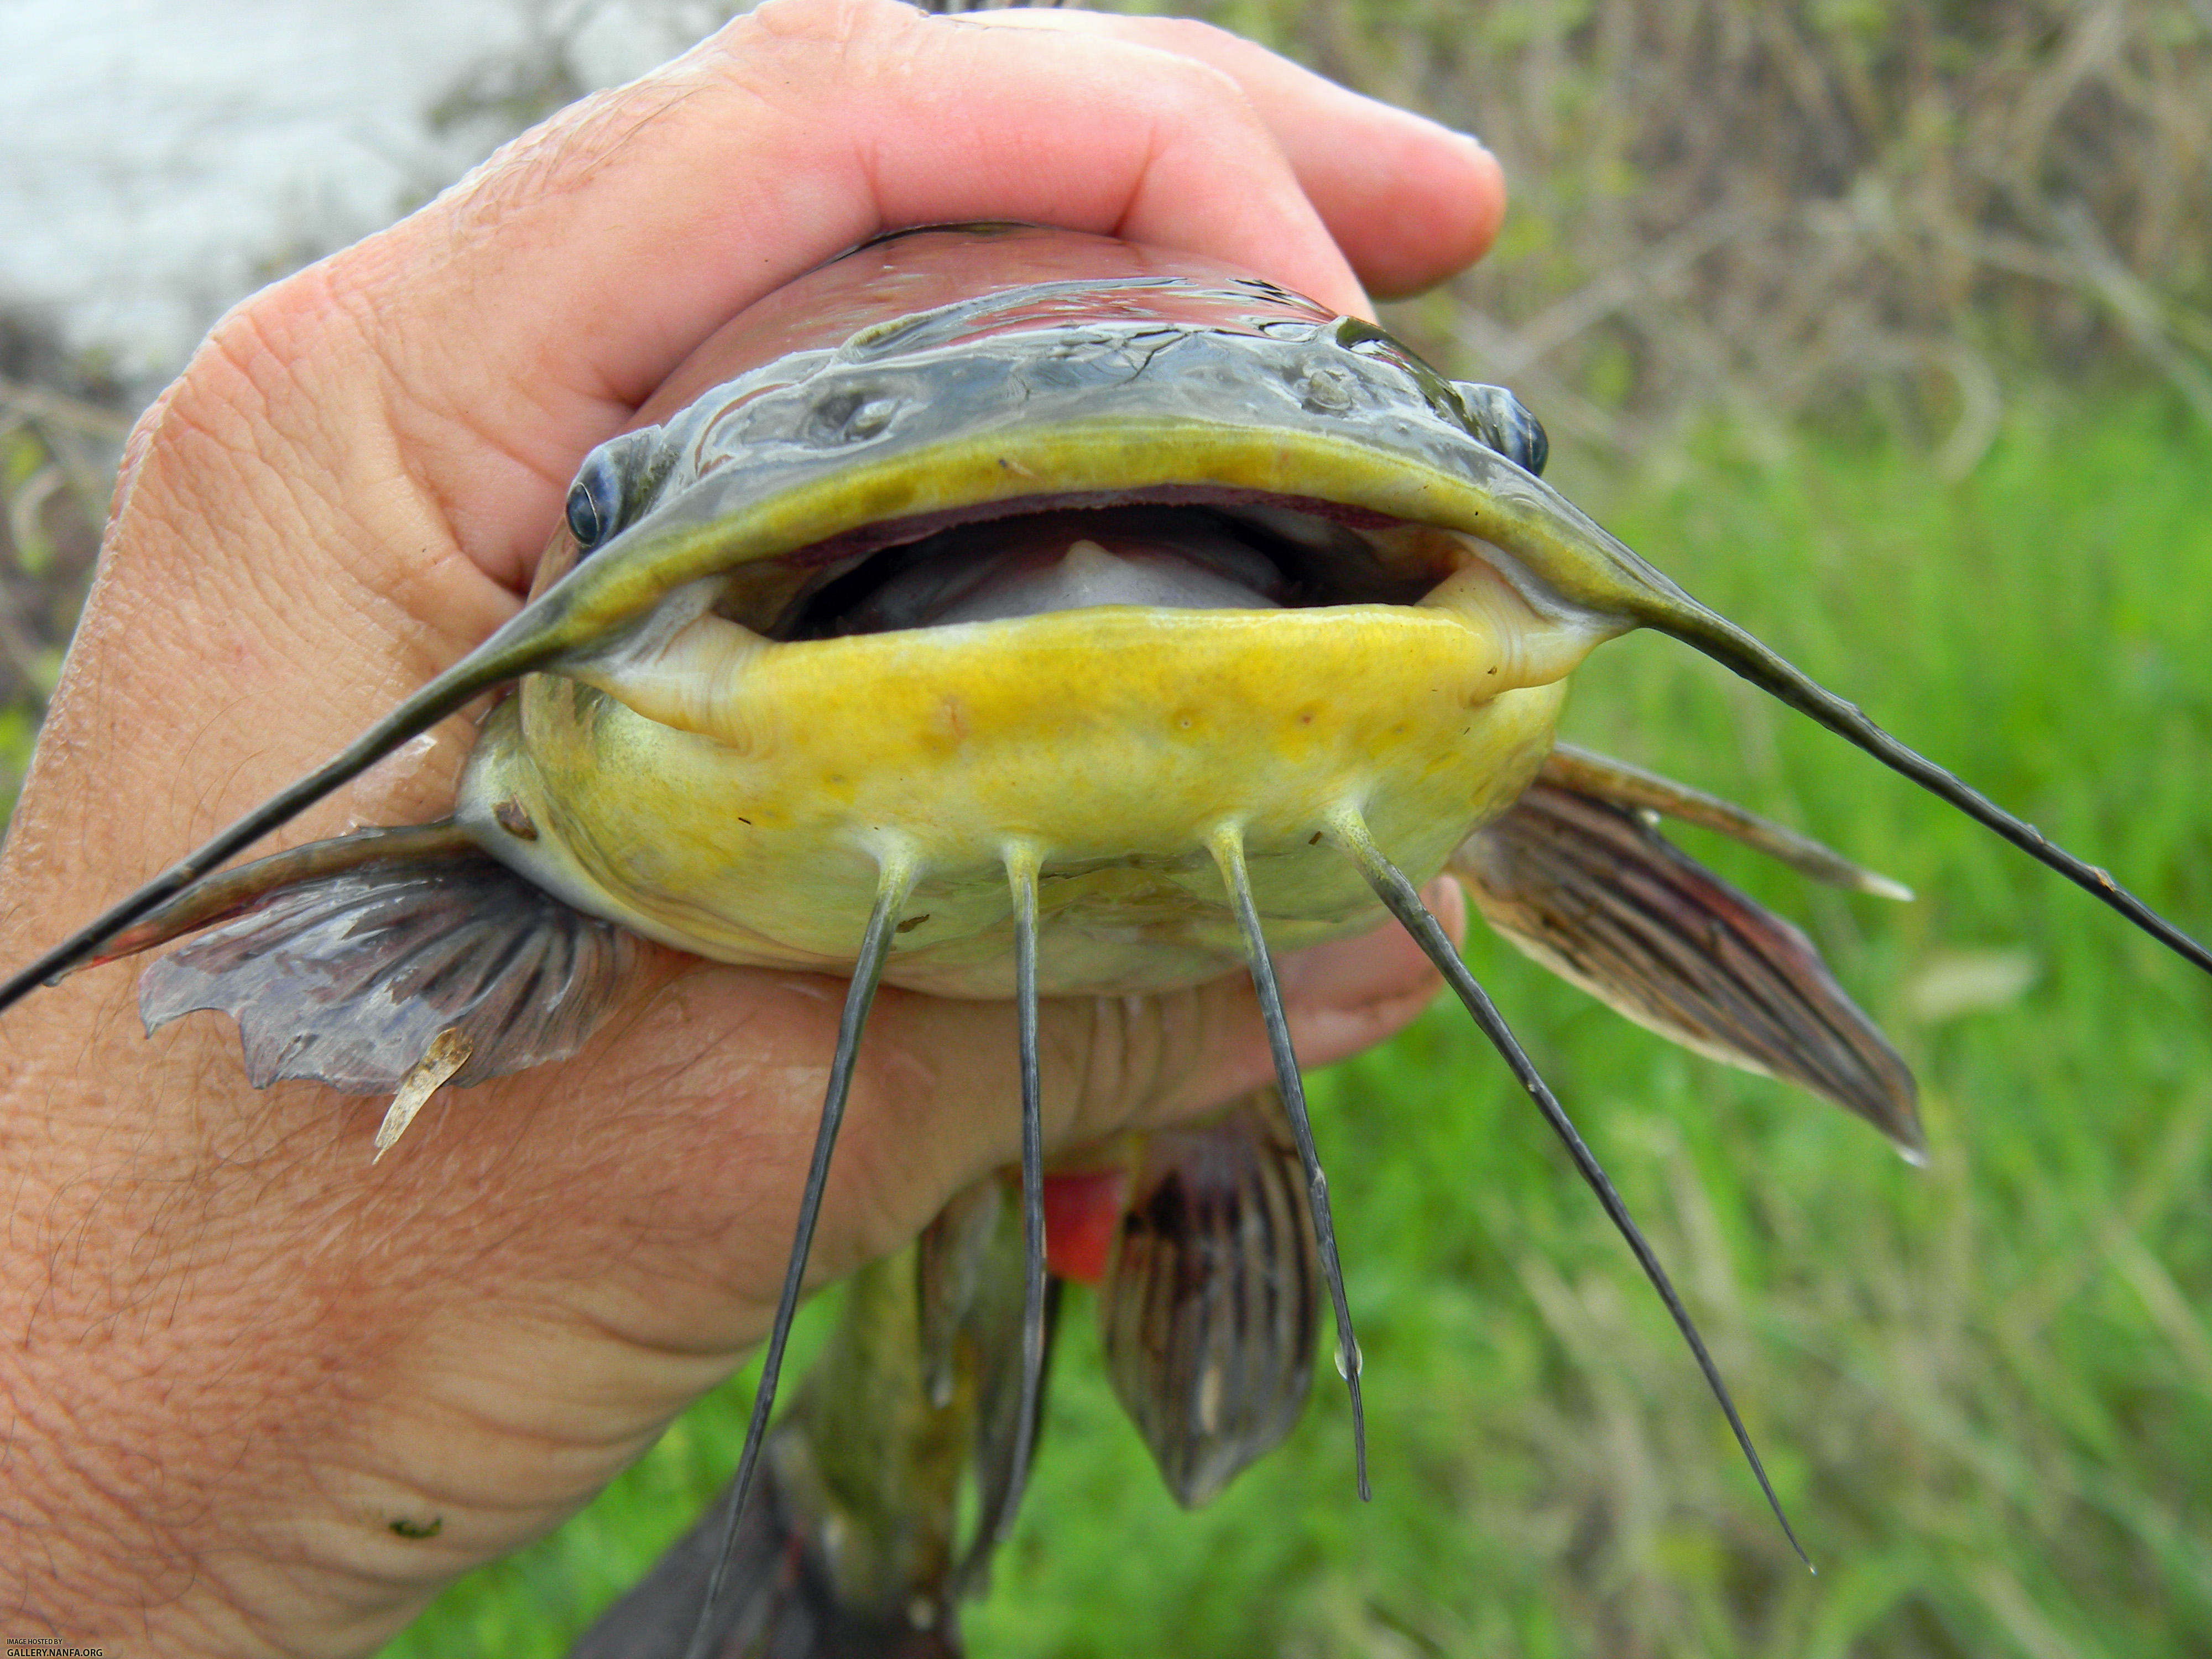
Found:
[1329,807,1812,1570]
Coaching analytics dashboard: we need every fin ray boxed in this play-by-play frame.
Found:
[1543,744,1911,900]
[138,848,639,1094]
[1099,1089,1320,1509]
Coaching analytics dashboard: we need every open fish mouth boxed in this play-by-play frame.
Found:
[6,222,2209,1659]
[769,502,1421,635]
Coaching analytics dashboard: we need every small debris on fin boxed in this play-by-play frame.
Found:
[136,845,638,1098]
[373,1027,473,1163]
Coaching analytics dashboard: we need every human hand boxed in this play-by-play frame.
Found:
[0,3,1498,1651]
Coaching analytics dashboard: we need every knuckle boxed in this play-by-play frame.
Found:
[438,81,691,235]
[1062,983,1228,1143]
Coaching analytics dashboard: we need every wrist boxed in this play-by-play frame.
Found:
[0,982,429,1658]
[0,1167,263,1655]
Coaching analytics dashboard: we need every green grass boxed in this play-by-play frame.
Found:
[385,393,2212,1657]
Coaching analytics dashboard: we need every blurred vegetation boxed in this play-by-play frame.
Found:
[1,0,2207,1653]
[1234,0,2212,465]
[0,315,126,812]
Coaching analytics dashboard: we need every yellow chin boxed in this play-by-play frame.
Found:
[458,589,1580,997]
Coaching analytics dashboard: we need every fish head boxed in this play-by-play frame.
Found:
[454,225,1627,995]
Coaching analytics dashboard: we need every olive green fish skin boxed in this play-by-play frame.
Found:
[573,1187,1039,1658]
[512,264,1631,654]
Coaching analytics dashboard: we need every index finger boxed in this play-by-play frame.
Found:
[971,9,1506,300]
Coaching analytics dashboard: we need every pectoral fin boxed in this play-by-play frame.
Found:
[1098,1089,1320,1509]
[136,839,639,1096]
[1456,774,1923,1158]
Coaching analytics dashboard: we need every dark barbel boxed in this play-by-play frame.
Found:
[1646,602,2212,980]
[1210,827,1370,1503]
[1003,849,1049,1538]
[1332,810,1811,1570]
[685,852,921,1659]
[0,611,574,1013]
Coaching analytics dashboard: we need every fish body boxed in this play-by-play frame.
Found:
[15,222,2210,1655]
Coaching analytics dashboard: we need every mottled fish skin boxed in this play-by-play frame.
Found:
[452,226,1606,998]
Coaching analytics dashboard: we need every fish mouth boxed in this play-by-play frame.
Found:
[544,414,1623,749]
[468,451,1599,987]
[764,500,1427,640]
[544,470,1601,758]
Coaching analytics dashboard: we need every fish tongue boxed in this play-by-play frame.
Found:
[931,536,1284,624]
[848,515,1288,633]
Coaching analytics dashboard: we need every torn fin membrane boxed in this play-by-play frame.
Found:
[69,821,479,975]
[1456,778,1923,1159]
[138,843,639,1095]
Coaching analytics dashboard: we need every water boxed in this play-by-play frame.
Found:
[0,0,736,383]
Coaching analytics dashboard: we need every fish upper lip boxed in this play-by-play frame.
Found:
[553,546,1593,754]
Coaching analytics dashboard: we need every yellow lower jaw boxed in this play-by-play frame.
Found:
[465,602,1579,995]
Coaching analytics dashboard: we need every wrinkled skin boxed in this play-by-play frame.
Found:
[0,3,1499,1653]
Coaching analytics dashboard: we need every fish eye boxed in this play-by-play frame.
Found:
[565,457,623,552]
[1454,383,1550,478]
